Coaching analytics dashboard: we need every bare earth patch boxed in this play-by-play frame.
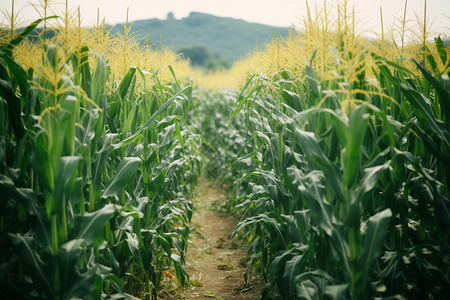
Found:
[160,180,262,300]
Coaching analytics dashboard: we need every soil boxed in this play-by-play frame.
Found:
[159,179,262,300]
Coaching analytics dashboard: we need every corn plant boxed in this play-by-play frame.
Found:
[197,36,450,299]
[2,1,449,299]
[190,87,255,188]
[0,16,200,300]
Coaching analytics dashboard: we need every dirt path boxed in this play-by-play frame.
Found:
[160,179,262,299]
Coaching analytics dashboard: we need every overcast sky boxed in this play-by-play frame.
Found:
[1,0,449,37]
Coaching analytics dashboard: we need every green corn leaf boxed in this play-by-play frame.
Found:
[344,105,369,188]
[78,45,92,98]
[62,263,112,299]
[91,53,107,104]
[60,94,77,155]
[11,187,53,253]
[0,79,25,139]
[118,67,137,100]
[295,279,320,300]
[306,62,320,98]
[412,124,450,165]
[282,90,304,112]
[59,239,84,288]
[414,58,450,98]
[324,284,348,300]
[281,214,302,244]
[121,102,137,137]
[354,162,390,200]
[282,253,307,297]
[393,148,435,182]
[235,74,255,103]
[114,85,192,149]
[125,232,143,268]
[294,270,338,299]
[233,214,287,249]
[172,253,189,288]
[435,37,447,67]
[80,108,100,145]
[0,172,16,213]
[174,118,185,148]
[0,50,30,109]
[400,83,449,144]
[5,16,57,48]
[0,53,8,78]
[373,58,399,87]
[74,204,116,245]
[434,191,450,227]
[49,156,80,215]
[168,64,179,87]
[269,249,298,298]
[412,59,450,127]
[261,282,273,300]
[8,233,54,298]
[103,157,140,198]
[293,210,311,244]
[270,246,306,278]
[302,171,335,236]
[356,208,392,296]
[424,47,439,74]
[231,84,263,121]
[293,128,344,203]
[31,128,53,191]
[92,133,118,186]
[107,98,120,122]
[374,55,416,78]
[59,239,84,263]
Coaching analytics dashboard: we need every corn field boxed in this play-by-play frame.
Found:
[1,0,449,299]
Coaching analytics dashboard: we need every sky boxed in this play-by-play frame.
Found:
[1,0,449,37]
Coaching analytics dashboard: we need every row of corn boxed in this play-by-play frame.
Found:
[196,8,450,300]
[2,0,450,299]
[0,18,201,299]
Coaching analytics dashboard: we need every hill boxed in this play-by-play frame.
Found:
[109,12,290,64]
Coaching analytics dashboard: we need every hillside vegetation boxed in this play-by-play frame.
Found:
[109,12,290,63]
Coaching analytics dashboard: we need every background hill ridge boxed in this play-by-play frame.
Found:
[109,11,290,66]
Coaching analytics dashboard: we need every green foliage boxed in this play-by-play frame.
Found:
[0,19,201,300]
[199,39,450,299]
[177,45,211,66]
[177,45,231,70]
[110,12,289,63]
[2,12,450,300]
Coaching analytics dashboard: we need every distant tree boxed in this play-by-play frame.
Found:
[177,45,211,66]
[205,57,231,71]
[166,12,175,20]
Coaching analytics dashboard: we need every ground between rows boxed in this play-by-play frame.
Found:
[160,179,262,299]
